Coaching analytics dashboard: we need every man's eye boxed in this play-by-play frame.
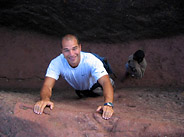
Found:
[64,50,69,52]
[73,47,78,50]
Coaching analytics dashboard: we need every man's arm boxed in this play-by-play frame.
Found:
[96,75,114,120]
[34,77,56,114]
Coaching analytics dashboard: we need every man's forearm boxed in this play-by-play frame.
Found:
[40,85,52,101]
[104,90,113,103]
[98,75,114,104]
[103,83,114,103]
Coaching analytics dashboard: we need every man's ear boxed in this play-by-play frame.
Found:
[79,44,82,50]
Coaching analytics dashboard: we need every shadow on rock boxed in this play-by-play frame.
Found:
[0,113,50,137]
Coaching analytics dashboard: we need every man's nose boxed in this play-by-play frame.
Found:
[69,49,74,55]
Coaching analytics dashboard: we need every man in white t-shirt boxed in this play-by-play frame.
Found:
[34,34,114,120]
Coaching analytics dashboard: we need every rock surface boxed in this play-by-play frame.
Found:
[0,28,184,89]
[0,1,184,43]
[0,88,184,137]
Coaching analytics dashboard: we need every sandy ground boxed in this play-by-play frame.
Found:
[0,87,184,137]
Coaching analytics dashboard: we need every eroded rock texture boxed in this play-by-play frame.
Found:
[0,88,184,137]
[0,0,184,43]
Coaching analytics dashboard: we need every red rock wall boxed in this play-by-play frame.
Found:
[0,28,184,89]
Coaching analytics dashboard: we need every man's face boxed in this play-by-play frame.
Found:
[62,38,81,68]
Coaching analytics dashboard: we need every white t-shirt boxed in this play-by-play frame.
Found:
[46,52,108,90]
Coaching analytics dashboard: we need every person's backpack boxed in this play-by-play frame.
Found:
[92,53,116,78]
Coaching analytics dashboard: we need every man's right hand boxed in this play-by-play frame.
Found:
[33,100,54,114]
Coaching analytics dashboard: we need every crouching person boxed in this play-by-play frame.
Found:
[122,50,147,81]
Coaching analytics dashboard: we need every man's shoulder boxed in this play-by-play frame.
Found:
[50,54,64,64]
[82,52,94,57]
[81,52,102,67]
[81,52,97,61]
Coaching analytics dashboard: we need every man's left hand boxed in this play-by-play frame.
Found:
[96,105,114,120]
